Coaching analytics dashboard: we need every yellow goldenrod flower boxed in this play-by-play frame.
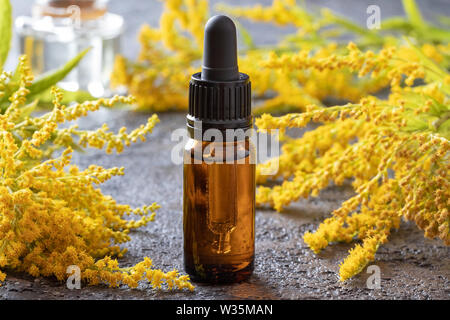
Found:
[0,55,193,291]
[256,42,449,281]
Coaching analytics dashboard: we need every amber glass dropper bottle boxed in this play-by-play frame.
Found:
[183,15,255,283]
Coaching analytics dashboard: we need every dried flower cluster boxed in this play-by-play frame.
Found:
[256,42,449,281]
[0,54,193,289]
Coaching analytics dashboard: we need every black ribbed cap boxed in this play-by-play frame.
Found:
[188,15,251,136]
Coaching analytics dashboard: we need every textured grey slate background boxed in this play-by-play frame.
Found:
[1,0,449,300]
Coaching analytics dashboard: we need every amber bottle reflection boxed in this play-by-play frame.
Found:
[183,138,255,283]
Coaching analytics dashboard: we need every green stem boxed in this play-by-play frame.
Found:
[432,111,450,130]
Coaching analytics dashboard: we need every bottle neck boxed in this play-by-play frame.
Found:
[187,117,253,142]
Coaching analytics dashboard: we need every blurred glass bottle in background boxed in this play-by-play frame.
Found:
[15,0,123,97]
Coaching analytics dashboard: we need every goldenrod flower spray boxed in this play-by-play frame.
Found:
[256,42,450,281]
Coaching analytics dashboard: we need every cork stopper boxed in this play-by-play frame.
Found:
[35,0,107,20]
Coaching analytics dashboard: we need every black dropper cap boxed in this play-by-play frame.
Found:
[201,15,239,81]
[188,15,251,138]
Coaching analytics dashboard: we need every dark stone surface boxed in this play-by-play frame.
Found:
[0,111,449,300]
[1,0,449,300]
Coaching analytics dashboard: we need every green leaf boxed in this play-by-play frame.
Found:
[421,26,450,43]
[381,17,413,32]
[321,9,383,44]
[18,99,39,120]
[0,48,90,110]
[404,117,428,132]
[0,0,12,69]
[437,119,450,140]
[404,40,450,95]
[438,15,450,26]
[28,48,90,97]
[402,0,426,29]
[235,21,255,50]
[33,86,94,108]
